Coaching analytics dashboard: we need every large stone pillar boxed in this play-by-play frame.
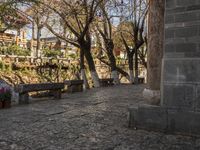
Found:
[129,0,200,136]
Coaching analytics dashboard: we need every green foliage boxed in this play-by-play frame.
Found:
[42,48,62,58]
[0,45,30,56]
[0,61,4,70]
[67,53,77,59]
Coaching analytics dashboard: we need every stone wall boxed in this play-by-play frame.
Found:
[129,0,200,136]
[162,0,200,111]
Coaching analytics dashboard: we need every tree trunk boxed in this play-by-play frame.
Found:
[143,0,165,105]
[98,58,130,81]
[31,22,35,57]
[147,0,165,90]
[81,41,100,88]
[36,26,41,58]
[128,53,134,84]
[32,22,35,40]
[105,40,120,84]
[134,49,139,84]
[80,48,89,89]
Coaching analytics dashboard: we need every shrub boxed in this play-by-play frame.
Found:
[42,48,62,58]
[0,45,30,56]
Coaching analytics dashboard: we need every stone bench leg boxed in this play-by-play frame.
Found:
[52,89,62,99]
[100,82,106,87]
[67,86,73,93]
[103,82,110,87]
[109,81,114,85]
[19,93,29,104]
[67,85,83,93]
[77,84,83,92]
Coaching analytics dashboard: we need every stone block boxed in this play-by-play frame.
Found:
[19,93,29,104]
[128,105,168,131]
[168,110,200,135]
[164,53,185,58]
[165,14,174,24]
[162,58,200,83]
[165,28,175,39]
[184,52,200,58]
[175,12,199,23]
[175,26,199,38]
[165,44,176,53]
[187,5,200,11]
[166,7,186,15]
[129,105,200,136]
[195,86,200,111]
[166,0,175,9]
[128,106,138,128]
[175,43,197,53]
[176,0,198,7]
[162,84,195,109]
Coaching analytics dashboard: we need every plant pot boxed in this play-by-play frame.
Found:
[3,100,11,109]
[0,101,3,109]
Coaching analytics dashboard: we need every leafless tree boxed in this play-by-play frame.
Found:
[24,2,51,57]
[94,0,120,84]
[119,0,148,83]
[40,0,103,88]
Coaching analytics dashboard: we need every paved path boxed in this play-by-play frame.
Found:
[0,84,199,150]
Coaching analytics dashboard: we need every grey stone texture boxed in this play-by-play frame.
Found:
[129,105,200,136]
[162,0,200,109]
[128,105,168,131]
[165,0,200,58]
[129,0,200,136]
[2,85,200,150]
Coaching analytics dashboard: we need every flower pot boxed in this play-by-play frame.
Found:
[0,101,3,109]
[3,100,11,109]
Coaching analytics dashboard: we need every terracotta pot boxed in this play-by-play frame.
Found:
[3,100,11,108]
[0,101,3,109]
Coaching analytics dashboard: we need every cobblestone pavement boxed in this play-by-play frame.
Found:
[0,84,200,150]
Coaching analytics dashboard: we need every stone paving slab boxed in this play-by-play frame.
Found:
[0,84,199,150]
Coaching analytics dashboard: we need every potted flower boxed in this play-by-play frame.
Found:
[0,87,12,109]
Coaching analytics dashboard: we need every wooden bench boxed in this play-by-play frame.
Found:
[138,77,145,84]
[15,83,64,104]
[99,78,114,87]
[64,80,84,93]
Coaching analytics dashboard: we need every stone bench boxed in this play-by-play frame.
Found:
[15,83,64,104]
[64,80,83,93]
[99,78,114,87]
[138,77,145,84]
